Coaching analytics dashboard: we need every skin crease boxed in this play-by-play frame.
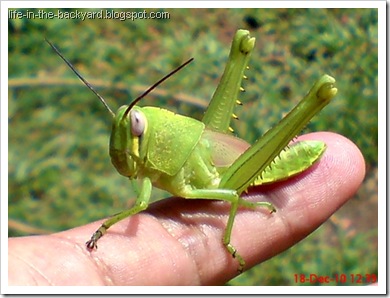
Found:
[8,132,366,286]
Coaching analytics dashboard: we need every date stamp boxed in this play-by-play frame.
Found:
[294,273,378,285]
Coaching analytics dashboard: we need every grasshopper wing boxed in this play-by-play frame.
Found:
[202,129,250,168]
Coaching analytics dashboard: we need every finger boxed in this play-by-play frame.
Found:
[8,132,365,286]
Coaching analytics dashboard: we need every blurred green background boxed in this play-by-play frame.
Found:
[8,8,378,285]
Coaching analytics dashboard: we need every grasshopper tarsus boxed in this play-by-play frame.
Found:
[86,229,104,250]
[86,239,97,250]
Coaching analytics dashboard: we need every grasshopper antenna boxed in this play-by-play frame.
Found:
[124,57,194,118]
[45,38,115,118]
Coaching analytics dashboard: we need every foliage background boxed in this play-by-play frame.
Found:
[8,8,378,285]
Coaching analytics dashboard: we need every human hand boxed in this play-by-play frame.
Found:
[8,132,365,286]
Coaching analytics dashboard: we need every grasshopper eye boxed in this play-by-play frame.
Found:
[130,110,145,137]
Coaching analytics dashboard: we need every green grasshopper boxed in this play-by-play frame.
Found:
[47,29,337,273]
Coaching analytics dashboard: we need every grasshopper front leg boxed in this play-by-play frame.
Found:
[86,177,152,249]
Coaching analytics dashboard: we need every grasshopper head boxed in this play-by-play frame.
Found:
[46,39,193,179]
[109,105,147,179]
[108,58,194,179]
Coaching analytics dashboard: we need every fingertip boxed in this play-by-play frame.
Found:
[300,132,366,198]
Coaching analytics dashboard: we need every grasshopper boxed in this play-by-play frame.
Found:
[47,29,337,273]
